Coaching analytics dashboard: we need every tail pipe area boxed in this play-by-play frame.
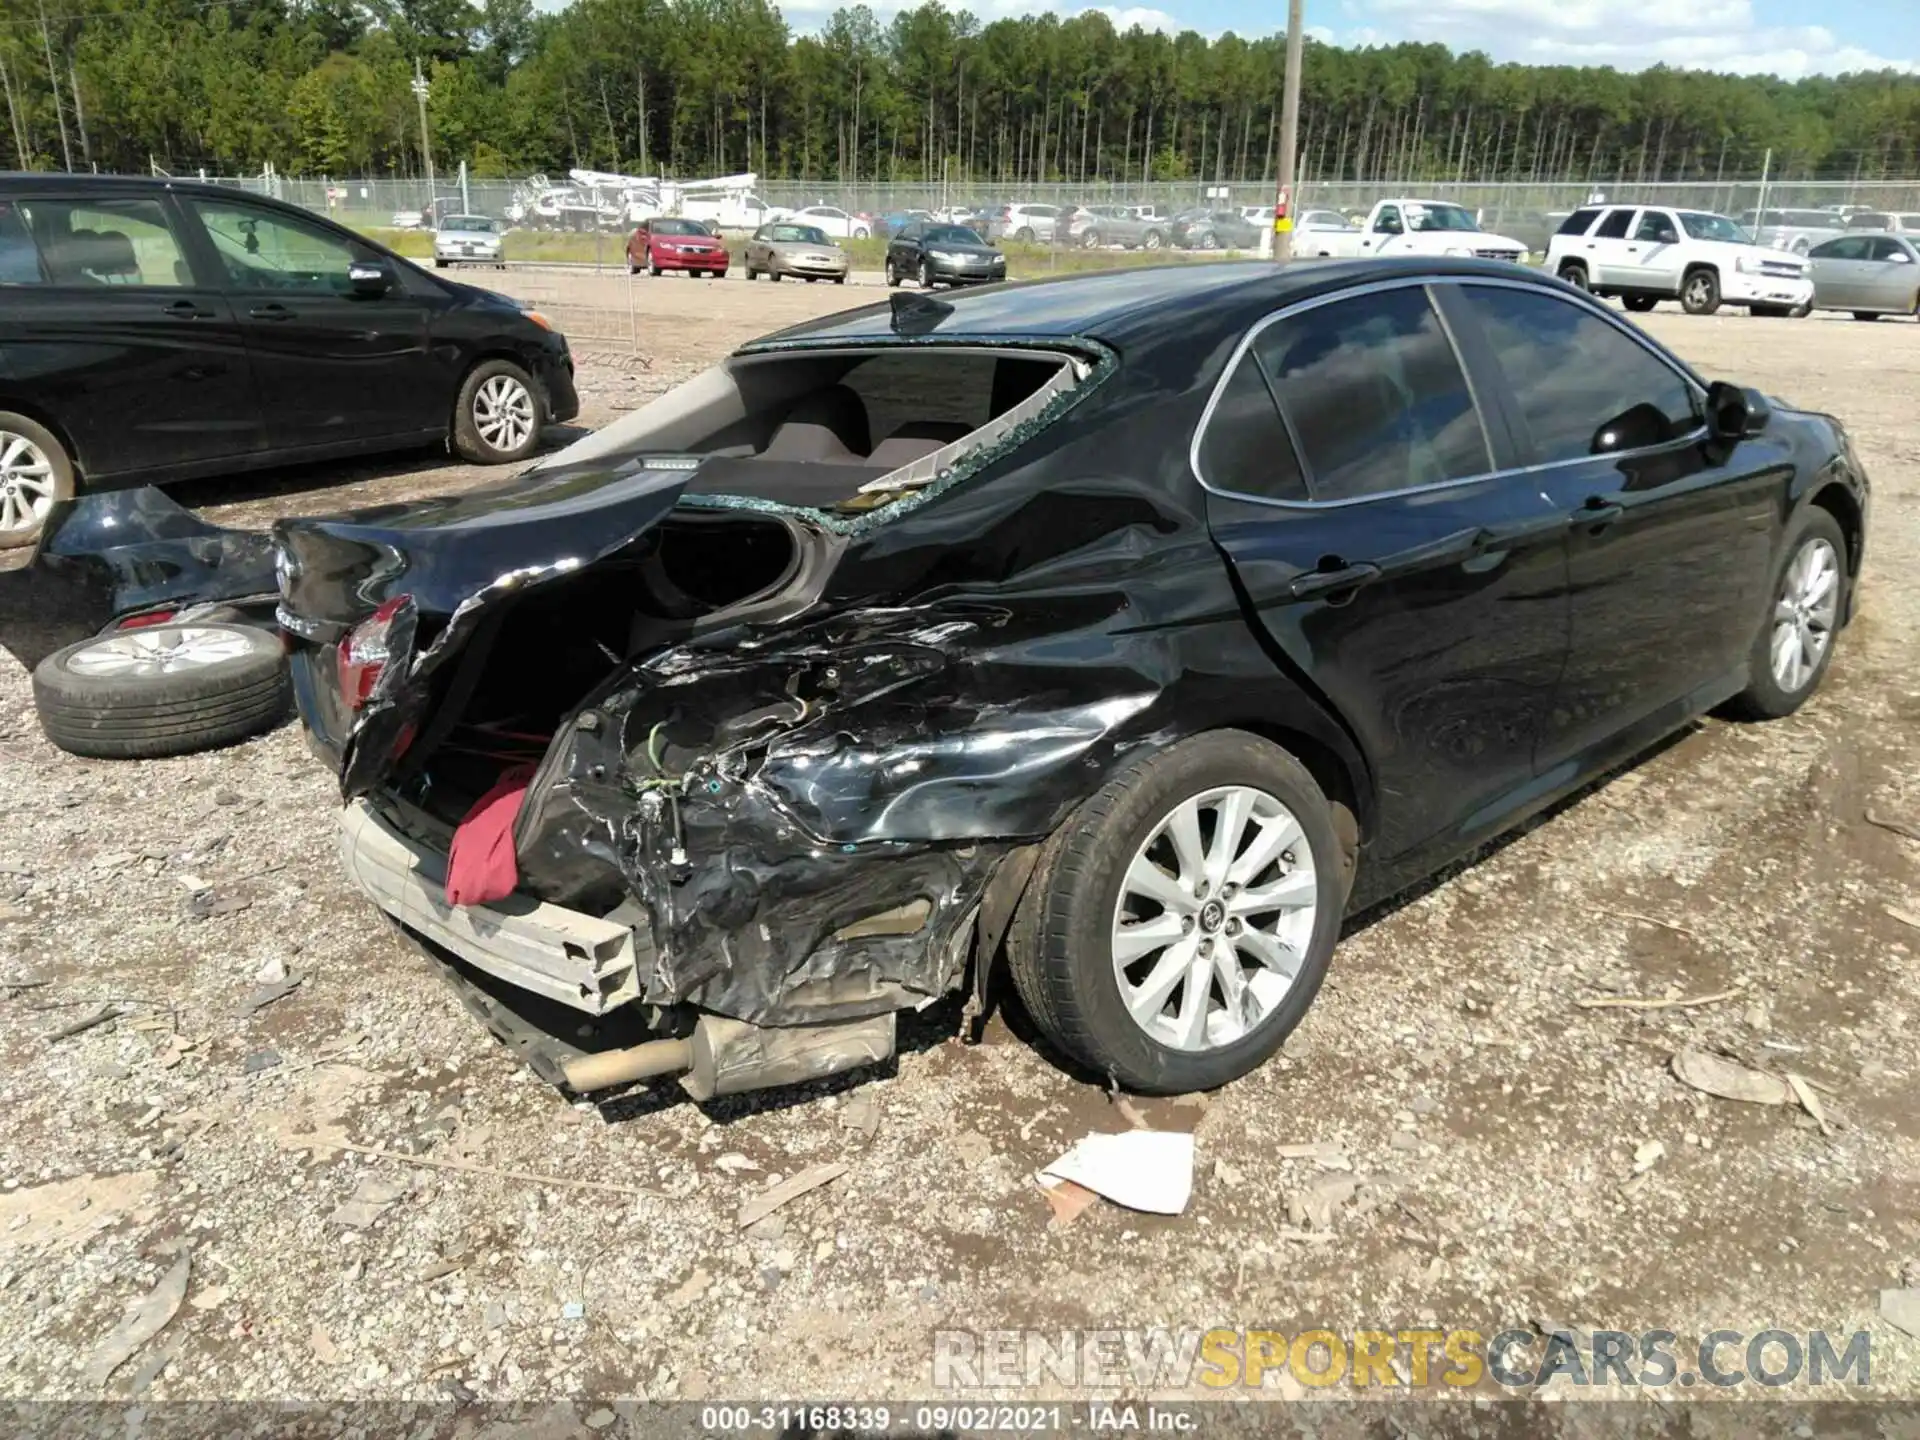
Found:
[560,1012,897,1100]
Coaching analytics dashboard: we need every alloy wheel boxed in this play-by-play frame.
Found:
[1685,275,1713,309]
[473,375,535,454]
[0,429,57,539]
[1110,785,1318,1053]
[65,627,260,678]
[1770,537,1839,693]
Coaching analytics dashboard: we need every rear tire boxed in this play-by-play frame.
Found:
[33,623,289,760]
[1723,508,1847,721]
[920,260,935,289]
[1005,730,1343,1094]
[770,266,783,282]
[1144,230,1165,250]
[452,359,541,465]
[0,411,75,552]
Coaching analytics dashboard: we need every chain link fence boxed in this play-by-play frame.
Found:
[192,170,1920,248]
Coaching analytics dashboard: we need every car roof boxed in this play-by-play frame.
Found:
[743,257,1568,352]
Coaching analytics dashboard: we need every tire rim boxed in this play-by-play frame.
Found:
[1770,536,1840,693]
[1110,785,1318,1053]
[1686,275,1712,308]
[0,429,57,537]
[474,375,535,453]
[66,627,259,678]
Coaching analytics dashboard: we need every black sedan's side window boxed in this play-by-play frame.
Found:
[1457,285,1698,464]
[1252,286,1490,502]
[1196,350,1309,502]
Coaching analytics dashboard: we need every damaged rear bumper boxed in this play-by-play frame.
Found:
[339,799,645,1015]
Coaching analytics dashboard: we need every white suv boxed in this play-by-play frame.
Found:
[1547,204,1813,317]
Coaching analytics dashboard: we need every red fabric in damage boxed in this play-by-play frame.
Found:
[444,763,537,907]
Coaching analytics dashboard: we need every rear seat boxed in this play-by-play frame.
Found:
[866,420,971,469]
[760,386,870,461]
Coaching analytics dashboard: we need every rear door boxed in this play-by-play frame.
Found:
[1201,280,1573,862]
[1586,207,1641,287]
[1,191,264,480]
[178,194,438,453]
[1441,281,1781,774]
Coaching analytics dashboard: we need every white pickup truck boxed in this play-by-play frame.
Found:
[1299,198,1530,262]
[1545,203,1813,317]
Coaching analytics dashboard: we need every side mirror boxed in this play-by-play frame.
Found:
[1705,380,1770,441]
[1891,251,1915,265]
[348,259,392,297]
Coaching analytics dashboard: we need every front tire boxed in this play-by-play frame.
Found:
[0,411,75,551]
[33,623,290,760]
[919,260,935,289]
[885,258,900,287]
[1006,730,1343,1094]
[452,359,541,465]
[1681,268,1721,315]
[1724,508,1847,721]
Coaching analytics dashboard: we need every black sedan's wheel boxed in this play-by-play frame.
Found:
[33,623,290,760]
[1681,268,1721,315]
[1198,232,1220,251]
[1006,730,1342,1094]
[1724,508,1847,721]
[885,257,900,287]
[0,411,75,551]
[453,360,541,465]
[919,259,936,289]
[1081,230,1101,249]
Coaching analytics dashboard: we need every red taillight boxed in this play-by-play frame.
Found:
[337,595,409,710]
[118,610,179,630]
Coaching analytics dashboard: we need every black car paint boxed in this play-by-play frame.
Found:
[271,258,1867,1031]
[0,175,578,491]
[885,223,1005,286]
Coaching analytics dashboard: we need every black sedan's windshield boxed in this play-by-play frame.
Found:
[923,226,985,245]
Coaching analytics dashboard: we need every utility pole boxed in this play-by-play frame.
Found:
[1272,0,1304,260]
[412,57,436,207]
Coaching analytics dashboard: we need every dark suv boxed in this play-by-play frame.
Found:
[0,175,577,548]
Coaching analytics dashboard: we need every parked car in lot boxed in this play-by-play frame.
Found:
[884,221,1006,287]
[1296,208,1355,234]
[1076,204,1167,250]
[0,176,578,549]
[990,203,1066,243]
[1738,207,1845,255]
[743,222,849,283]
[627,217,731,277]
[1301,199,1529,261]
[1841,211,1920,235]
[274,256,1866,1101]
[1171,209,1265,250]
[1806,232,1920,319]
[771,204,871,240]
[1548,204,1812,316]
[433,214,504,267]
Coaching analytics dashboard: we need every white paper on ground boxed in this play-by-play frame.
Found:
[1038,1130,1195,1215]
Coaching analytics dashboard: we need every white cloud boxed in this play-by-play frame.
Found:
[1355,0,1917,76]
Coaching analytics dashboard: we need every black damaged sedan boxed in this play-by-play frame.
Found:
[275,259,1867,1099]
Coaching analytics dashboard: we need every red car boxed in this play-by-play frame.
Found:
[627,218,730,277]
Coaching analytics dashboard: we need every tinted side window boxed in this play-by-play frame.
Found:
[25,198,190,287]
[1557,208,1599,235]
[1592,209,1634,240]
[0,200,45,284]
[1869,237,1912,262]
[1460,286,1698,465]
[189,200,358,293]
[1816,236,1870,260]
[1255,287,1489,502]
[1196,351,1309,502]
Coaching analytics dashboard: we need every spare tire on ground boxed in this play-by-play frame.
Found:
[32,622,291,760]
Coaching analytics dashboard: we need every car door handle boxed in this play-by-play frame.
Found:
[249,303,293,321]
[1287,562,1382,600]
[163,299,216,319]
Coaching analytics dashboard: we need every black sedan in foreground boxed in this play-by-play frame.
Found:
[0,175,577,548]
[884,221,1006,288]
[273,259,1866,1099]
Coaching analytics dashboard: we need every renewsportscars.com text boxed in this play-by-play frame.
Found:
[932,1327,1873,1390]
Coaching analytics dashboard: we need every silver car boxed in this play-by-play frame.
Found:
[743,222,849,284]
[1807,232,1920,318]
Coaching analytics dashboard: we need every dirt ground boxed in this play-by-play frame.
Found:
[1,269,1918,1410]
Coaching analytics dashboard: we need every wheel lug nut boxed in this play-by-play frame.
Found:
[1227,918,1242,935]
[1181,916,1194,934]
[1199,938,1213,955]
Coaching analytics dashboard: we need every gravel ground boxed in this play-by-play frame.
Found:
[1,274,1917,1407]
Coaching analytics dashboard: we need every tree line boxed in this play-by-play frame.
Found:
[3,0,1919,188]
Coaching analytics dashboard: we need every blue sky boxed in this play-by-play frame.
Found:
[534,0,1919,79]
